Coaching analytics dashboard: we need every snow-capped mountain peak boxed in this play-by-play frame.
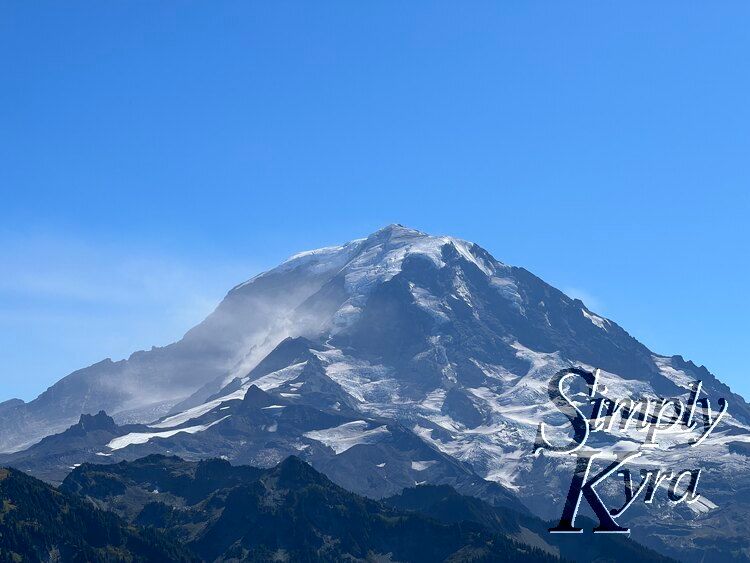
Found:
[258,224,499,296]
[3,225,750,562]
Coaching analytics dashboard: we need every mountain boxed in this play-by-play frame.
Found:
[0,453,674,562]
[3,382,524,516]
[3,224,750,561]
[0,466,195,562]
[0,236,367,453]
[384,485,674,563]
[0,411,153,483]
[60,454,558,563]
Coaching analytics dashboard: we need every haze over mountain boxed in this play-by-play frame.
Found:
[2,225,749,561]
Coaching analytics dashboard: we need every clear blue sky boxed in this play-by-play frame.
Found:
[1,2,748,402]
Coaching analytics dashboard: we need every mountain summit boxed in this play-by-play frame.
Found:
[0,224,533,452]
[2,225,749,561]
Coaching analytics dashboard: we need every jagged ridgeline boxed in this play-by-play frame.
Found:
[54,454,672,562]
[0,455,566,563]
[0,466,194,562]
[1,225,748,562]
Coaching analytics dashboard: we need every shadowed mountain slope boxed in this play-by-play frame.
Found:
[61,455,559,563]
[0,466,195,562]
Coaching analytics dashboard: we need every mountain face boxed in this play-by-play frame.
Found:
[0,466,195,562]
[2,224,750,561]
[0,411,152,483]
[383,485,674,563]
[60,455,559,563]
[0,239,362,453]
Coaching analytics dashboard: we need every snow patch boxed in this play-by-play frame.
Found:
[250,362,308,392]
[688,495,718,514]
[411,460,438,471]
[304,420,390,455]
[150,363,306,429]
[108,416,229,451]
[451,240,494,276]
[409,284,450,323]
[581,308,609,330]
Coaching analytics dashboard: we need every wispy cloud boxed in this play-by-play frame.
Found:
[562,286,605,314]
[0,233,256,401]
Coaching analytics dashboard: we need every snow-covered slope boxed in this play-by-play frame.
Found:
[0,234,366,452]
[2,224,749,562]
